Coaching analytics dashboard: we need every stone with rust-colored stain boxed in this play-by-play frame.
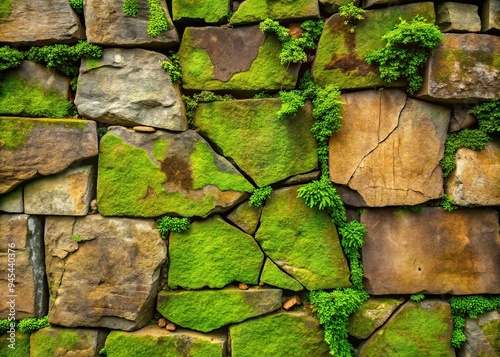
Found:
[459,310,500,357]
[329,89,450,207]
[361,207,500,295]
[44,214,166,330]
[30,327,107,356]
[445,141,500,206]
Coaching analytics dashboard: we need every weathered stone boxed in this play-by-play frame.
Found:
[260,258,304,291]
[449,105,476,132]
[0,61,71,119]
[97,127,252,217]
[44,215,166,330]
[24,165,96,216]
[194,99,318,187]
[0,117,98,194]
[445,141,500,206]
[361,208,500,295]
[359,300,455,357]
[282,171,321,186]
[84,0,179,49]
[329,90,450,207]
[30,327,107,356]
[133,126,156,133]
[230,0,320,25]
[168,215,263,289]
[226,202,262,235]
[0,0,84,46]
[255,186,351,290]
[459,310,500,357]
[172,0,229,24]
[75,48,187,131]
[312,3,435,89]
[347,298,404,339]
[230,312,330,357]
[0,215,46,319]
[0,187,23,213]
[179,26,300,92]
[482,0,500,32]
[105,325,226,357]
[363,0,412,7]
[437,3,481,32]
[0,332,29,356]
[319,0,359,14]
[157,287,282,332]
[416,34,500,103]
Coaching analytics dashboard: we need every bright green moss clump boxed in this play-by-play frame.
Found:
[29,328,83,357]
[172,0,229,24]
[0,332,29,357]
[0,0,12,19]
[0,46,24,71]
[231,0,319,25]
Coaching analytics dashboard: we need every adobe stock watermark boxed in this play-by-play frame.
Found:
[6,242,17,349]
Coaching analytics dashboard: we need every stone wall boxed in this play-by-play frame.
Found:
[0,0,499,356]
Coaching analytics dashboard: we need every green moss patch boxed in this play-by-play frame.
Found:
[0,0,12,20]
[30,327,97,357]
[0,332,29,357]
[172,0,229,24]
[261,258,304,291]
[168,215,264,289]
[230,0,319,25]
[480,318,500,354]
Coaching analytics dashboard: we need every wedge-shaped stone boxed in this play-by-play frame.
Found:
[194,99,318,187]
[44,215,166,330]
[329,89,450,207]
[84,0,179,49]
[255,186,351,290]
[75,48,187,131]
[0,117,98,194]
[226,202,262,235]
[97,127,253,217]
[0,0,84,46]
[260,258,304,291]
[230,0,319,25]
[172,0,229,24]
[312,2,435,89]
[168,215,264,289]
[179,26,299,92]
[30,327,107,356]
[416,34,500,103]
[0,187,23,213]
[482,0,500,32]
[157,287,282,332]
[359,300,455,357]
[361,208,500,295]
[105,325,226,357]
[460,310,500,357]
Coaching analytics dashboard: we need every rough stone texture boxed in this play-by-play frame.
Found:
[11,61,70,98]
[97,126,252,217]
[312,2,435,90]
[449,105,476,132]
[459,310,500,357]
[194,99,318,187]
[75,48,187,131]
[84,0,179,49]
[105,325,227,357]
[230,0,320,25]
[359,300,455,357]
[329,90,450,207]
[230,312,330,357]
[0,187,23,213]
[168,215,264,289]
[255,186,351,290]
[482,0,500,32]
[44,215,166,330]
[0,215,46,319]
[0,332,29,356]
[416,34,500,103]
[260,258,304,291]
[179,26,300,92]
[445,141,500,206]
[320,0,359,14]
[437,3,481,33]
[226,203,262,235]
[363,0,412,7]
[0,117,98,194]
[361,208,500,295]
[172,0,229,24]
[24,165,96,216]
[30,327,107,357]
[282,171,321,186]
[0,0,85,46]
[157,287,282,332]
[347,298,404,339]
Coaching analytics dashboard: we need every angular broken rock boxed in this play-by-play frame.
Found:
[30,327,107,356]
[0,0,85,46]
[436,2,481,33]
[329,89,450,207]
[44,215,166,330]
[0,187,23,213]
[97,126,253,217]
[0,117,98,195]
[459,310,500,357]
[482,0,500,32]
[361,207,500,295]
[75,48,187,131]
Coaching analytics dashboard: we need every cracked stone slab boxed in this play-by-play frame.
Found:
[329,89,450,207]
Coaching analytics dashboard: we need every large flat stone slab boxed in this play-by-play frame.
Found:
[361,208,500,295]
[44,215,166,330]
[0,117,98,194]
[436,2,481,33]
[230,0,320,25]
[172,0,229,24]
[30,327,107,356]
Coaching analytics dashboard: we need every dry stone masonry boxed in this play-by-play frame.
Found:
[0,0,499,356]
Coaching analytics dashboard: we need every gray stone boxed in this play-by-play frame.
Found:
[0,187,23,213]
[30,327,107,356]
[449,105,476,132]
[15,61,70,98]
[281,171,321,186]
[24,165,96,216]
[482,0,500,32]
[44,215,166,330]
[437,3,481,32]
[75,48,187,131]
[459,310,500,357]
